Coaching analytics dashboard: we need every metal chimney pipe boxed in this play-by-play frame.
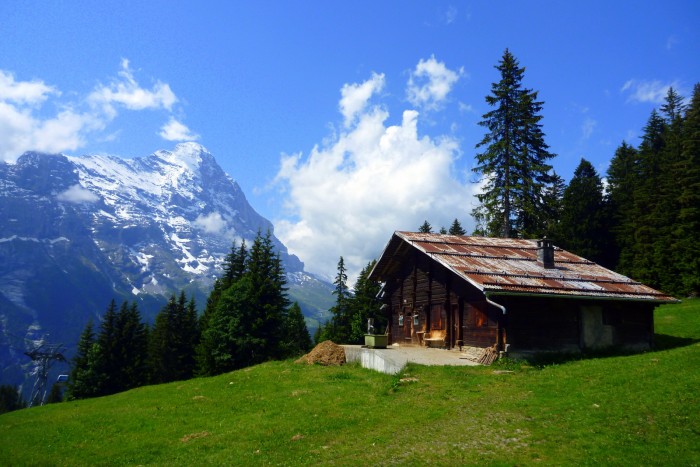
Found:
[537,238,555,269]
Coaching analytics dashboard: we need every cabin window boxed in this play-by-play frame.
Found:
[431,304,443,330]
[466,305,496,328]
[398,314,404,326]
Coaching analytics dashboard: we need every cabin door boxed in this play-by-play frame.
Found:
[451,304,460,348]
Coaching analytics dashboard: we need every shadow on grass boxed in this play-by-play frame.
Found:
[653,333,700,350]
[518,334,699,368]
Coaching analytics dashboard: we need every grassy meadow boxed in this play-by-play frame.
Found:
[1,299,698,465]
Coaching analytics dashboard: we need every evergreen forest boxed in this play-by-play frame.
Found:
[458,50,698,298]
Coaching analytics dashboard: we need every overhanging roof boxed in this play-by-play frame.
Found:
[370,231,678,303]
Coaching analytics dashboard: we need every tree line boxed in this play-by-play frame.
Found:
[428,49,698,298]
[315,257,385,345]
[66,231,312,400]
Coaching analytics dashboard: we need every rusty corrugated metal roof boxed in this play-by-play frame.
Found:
[371,231,677,303]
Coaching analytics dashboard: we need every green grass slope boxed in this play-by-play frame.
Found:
[1,300,699,465]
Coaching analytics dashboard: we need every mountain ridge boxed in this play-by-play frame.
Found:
[0,143,332,393]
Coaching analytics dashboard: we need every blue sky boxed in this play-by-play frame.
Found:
[1,1,698,281]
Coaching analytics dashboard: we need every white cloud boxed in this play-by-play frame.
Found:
[89,58,177,114]
[407,56,463,111]
[194,212,228,235]
[0,100,104,162]
[339,72,385,127]
[0,70,58,105]
[458,102,475,114]
[621,79,678,104]
[275,76,474,283]
[444,5,458,24]
[0,61,193,163]
[159,117,200,141]
[581,117,597,140]
[57,184,100,203]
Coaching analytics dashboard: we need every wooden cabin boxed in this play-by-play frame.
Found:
[369,232,678,355]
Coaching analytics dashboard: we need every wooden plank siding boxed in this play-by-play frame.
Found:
[372,232,665,354]
[384,255,498,349]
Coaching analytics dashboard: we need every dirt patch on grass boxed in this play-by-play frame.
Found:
[296,340,346,366]
[180,431,210,442]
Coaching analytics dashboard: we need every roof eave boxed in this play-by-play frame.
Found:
[484,290,680,304]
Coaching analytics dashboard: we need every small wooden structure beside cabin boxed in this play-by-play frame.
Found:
[369,232,678,355]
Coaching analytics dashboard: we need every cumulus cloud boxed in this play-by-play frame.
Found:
[0,70,58,105]
[89,59,177,115]
[339,72,385,127]
[57,184,100,203]
[194,212,228,235]
[159,117,200,141]
[0,61,195,163]
[621,79,678,104]
[407,56,463,111]
[275,74,474,282]
[0,101,104,161]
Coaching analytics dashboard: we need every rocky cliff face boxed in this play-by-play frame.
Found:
[0,143,331,391]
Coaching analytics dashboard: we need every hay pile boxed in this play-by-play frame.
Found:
[295,340,346,366]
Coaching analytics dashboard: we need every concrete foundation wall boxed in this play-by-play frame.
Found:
[343,346,405,375]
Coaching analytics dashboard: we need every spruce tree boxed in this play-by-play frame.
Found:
[557,159,609,265]
[200,276,263,373]
[149,295,180,383]
[676,83,700,295]
[329,256,351,343]
[246,231,289,360]
[68,319,107,399]
[197,230,290,375]
[67,320,95,400]
[606,141,640,274]
[448,219,466,235]
[283,302,312,357]
[150,292,198,383]
[630,110,667,287]
[418,220,432,233]
[348,260,384,343]
[95,299,119,395]
[472,49,556,238]
[200,240,248,341]
[116,301,148,391]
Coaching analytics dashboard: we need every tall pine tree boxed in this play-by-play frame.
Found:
[472,49,556,238]
[348,260,384,343]
[327,256,351,344]
[675,84,700,296]
[606,141,640,274]
[197,230,290,375]
[150,292,199,383]
[282,302,312,357]
[557,159,609,265]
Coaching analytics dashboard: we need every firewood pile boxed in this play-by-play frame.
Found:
[477,345,499,365]
[462,345,499,365]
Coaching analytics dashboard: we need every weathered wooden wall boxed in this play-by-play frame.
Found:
[381,251,655,352]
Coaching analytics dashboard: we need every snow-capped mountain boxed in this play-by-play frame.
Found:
[0,143,332,390]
